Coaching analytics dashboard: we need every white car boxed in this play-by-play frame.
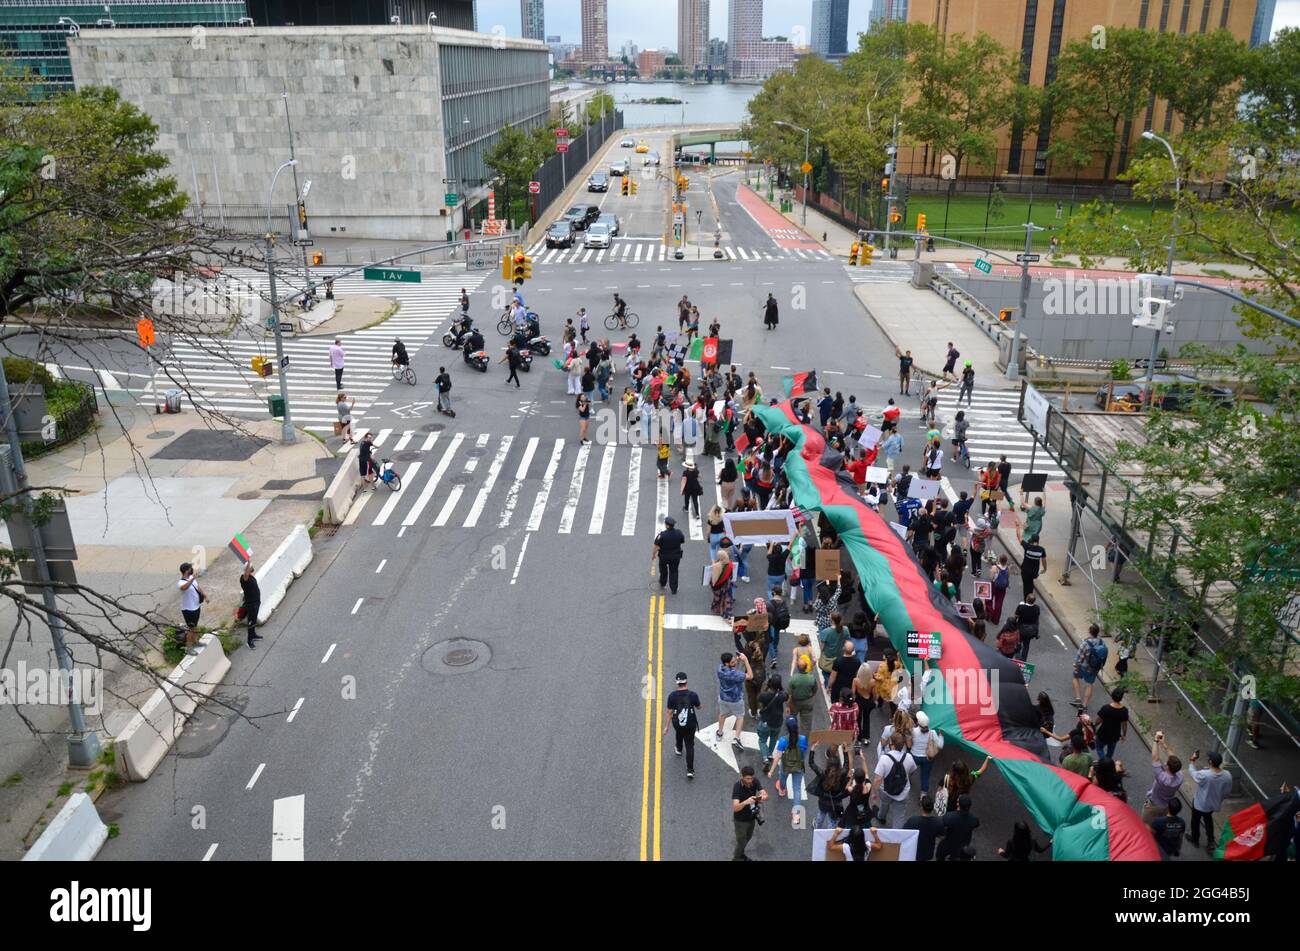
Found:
[620,137,635,148]
[643,151,660,166]
[596,213,620,236]
[584,223,612,249]
[609,159,629,177]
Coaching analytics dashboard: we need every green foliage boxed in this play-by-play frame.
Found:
[1109,360,1133,381]
[2,772,20,787]
[1,356,54,388]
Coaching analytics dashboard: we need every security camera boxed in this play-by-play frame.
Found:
[390,15,401,24]
[1164,322,1175,335]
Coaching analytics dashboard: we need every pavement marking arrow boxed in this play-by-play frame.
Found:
[392,402,432,419]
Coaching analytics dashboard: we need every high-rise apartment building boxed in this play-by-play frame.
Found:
[707,36,728,67]
[905,0,1270,178]
[678,0,709,69]
[868,0,908,27]
[811,0,850,57]
[520,0,545,41]
[726,0,763,78]
[580,0,607,64]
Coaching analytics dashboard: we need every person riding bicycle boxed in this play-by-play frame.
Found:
[512,287,525,309]
[951,410,969,463]
[612,292,629,329]
[392,338,409,368]
[464,326,484,356]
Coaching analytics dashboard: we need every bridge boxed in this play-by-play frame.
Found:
[671,126,744,163]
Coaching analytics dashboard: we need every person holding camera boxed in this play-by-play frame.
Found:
[731,765,768,861]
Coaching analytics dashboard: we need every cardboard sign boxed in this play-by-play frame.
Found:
[809,730,855,749]
[973,580,992,602]
[906,630,943,659]
[908,478,943,501]
[1020,472,1048,495]
[1012,658,1036,684]
[815,548,840,580]
[957,601,977,618]
[722,509,797,544]
[865,465,890,485]
[744,612,768,639]
[856,424,883,449]
[813,827,917,862]
[701,564,712,587]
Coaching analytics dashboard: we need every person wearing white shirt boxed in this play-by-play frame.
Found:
[871,732,918,828]
[911,711,945,796]
[176,562,205,654]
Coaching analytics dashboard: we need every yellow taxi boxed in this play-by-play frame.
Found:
[635,139,649,154]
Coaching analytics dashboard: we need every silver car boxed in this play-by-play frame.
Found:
[584,223,612,249]
[596,213,620,236]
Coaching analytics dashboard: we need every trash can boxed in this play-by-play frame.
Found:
[164,388,183,414]
[268,395,286,418]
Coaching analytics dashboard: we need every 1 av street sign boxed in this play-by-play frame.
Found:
[1016,253,1041,263]
[974,258,993,274]
[362,267,422,283]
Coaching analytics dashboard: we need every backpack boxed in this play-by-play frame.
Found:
[1085,638,1109,674]
[993,565,1010,590]
[770,599,791,631]
[882,751,909,797]
[997,628,1020,657]
[781,738,805,773]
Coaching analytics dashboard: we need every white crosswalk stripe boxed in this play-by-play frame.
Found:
[368,434,739,537]
[531,240,834,267]
[127,267,485,430]
[843,260,964,284]
[933,391,1064,478]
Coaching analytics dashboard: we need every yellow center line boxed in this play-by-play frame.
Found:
[653,594,665,860]
[639,594,654,861]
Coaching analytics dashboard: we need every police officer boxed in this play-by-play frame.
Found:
[652,515,686,595]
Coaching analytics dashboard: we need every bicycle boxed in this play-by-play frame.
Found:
[377,459,402,491]
[956,439,971,469]
[496,314,513,336]
[392,363,416,385]
[603,311,639,331]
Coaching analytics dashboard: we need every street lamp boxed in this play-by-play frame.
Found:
[774,120,811,227]
[1140,130,1181,399]
[56,16,80,36]
[264,159,299,445]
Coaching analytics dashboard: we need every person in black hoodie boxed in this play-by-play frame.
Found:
[808,746,850,829]
[998,820,1049,860]
[239,561,262,648]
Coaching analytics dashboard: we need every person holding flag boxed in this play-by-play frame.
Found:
[1214,782,1300,861]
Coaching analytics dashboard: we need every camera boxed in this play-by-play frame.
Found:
[751,800,765,826]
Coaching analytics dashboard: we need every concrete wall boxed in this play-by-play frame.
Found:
[68,26,544,241]
[947,272,1277,363]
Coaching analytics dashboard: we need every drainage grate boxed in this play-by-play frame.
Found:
[395,450,422,462]
[465,447,487,458]
[449,473,472,485]
[421,422,446,433]
[315,523,339,538]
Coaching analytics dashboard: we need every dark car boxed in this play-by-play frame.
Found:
[562,204,601,231]
[1095,374,1235,411]
[588,171,609,192]
[545,220,576,248]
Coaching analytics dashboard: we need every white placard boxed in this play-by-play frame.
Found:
[713,399,725,418]
[907,478,942,501]
[1023,383,1049,435]
[722,508,797,544]
[889,522,909,540]
[857,424,883,449]
[812,827,918,861]
[865,466,890,485]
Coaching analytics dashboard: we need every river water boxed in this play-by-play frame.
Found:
[582,79,758,130]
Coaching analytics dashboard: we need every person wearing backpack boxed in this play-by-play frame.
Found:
[818,611,848,690]
[664,672,702,779]
[767,716,809,824]
[995,620,1020,659]
[989,555,1011,623]
[755,675,788,771]
[1071,623,1109,710]
[787,656,818,737]
[766,589,791,668]
[871,732,917,828]
[1012,593,1041,661]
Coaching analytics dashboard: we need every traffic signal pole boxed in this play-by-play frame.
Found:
[1006,223,1041,382]
[264,233,298,445]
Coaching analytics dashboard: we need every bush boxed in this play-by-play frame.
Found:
[2,357,55,389]
[1109,360,1133,381]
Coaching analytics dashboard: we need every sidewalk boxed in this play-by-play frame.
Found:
[0,394,332,859]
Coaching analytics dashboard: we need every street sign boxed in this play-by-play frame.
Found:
[1016,253,1041,263]
[265,316,276,329]
[279,322,295,333]
[362,267,422,283]
[974,258,993,274]
[279,355,290,369]
[800,160,812,174]
[292,238,314,248]
[1132,357,1168,370]
[444,193,458,206]
[556,142,569,153]
[528,181,541,194]
[555,128,568,137]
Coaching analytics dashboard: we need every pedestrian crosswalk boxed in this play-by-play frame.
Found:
[932,389,1065,478]
[525,238,835,266]
[844,261,965,284]
[346,431,728,538]
[127,267,484,433]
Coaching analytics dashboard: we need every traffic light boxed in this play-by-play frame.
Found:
[501,253,512,280]
[135,317,155,348]
[521,254,533,280]
[512,252,528,284]
[630,179,638,195]
[861,243,874,266]
[251,356,273,378]
[311,251,324,266]
[622,177,629,196]
[998,308,1013,322]
[849,242,859,265]
[297,201,308,231]
[881,177,889,192]
[917,213,927,232]
[889,207,901,223]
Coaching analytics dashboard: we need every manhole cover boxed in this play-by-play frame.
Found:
[421,422,446,433]
[395,450,422,462]
[237,491,260,500]
[421,638,491,675]
[146,430,175,440]
[465,447,486,458]
[449,473,472,485]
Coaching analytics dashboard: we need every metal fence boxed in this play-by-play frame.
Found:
[529,110,624,224]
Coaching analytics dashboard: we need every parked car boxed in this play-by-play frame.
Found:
[609,159,630,177]
[562,204,601,231]
[584,223,612,249]
[643,151,661,166]
[587,171,609,192]
[635,139,650,154]
[1094,374,1235,411]
[545,220,576,248]
[620,136,635,148]
[596,212,620,236]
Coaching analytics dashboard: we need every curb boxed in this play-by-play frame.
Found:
[850,286,946,383]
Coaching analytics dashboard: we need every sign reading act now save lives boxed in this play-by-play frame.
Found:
[362,267,422,283]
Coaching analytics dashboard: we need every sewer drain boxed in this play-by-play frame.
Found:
[395,450,422,462]
[146,431,175,440]
[421,422,446,433]
[237,491,260,500]
[422,638,491,675]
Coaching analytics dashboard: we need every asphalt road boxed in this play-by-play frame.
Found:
[84,138,1150,863]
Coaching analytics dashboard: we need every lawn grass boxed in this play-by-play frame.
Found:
[899,193,1164,251]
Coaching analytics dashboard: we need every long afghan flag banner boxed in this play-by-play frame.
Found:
[751,400,1160,861]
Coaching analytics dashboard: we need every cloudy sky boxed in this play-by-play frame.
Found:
[474,0,1300,50]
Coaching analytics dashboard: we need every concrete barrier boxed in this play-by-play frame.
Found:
[323,448,361,524]
[113,633,231,782]
[22,793,108,861]
[255,524,313,623]
[298,299,338,333]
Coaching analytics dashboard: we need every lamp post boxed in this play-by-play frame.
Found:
[265,159,299,445]
[774,120,810,227]
[1141,130,1181,402]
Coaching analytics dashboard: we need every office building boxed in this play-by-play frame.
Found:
[868,0,908,27]
[521,0,544,41]
[242,1,476,29]
[811,0,849,57]
[707,36,727,67]
[637,49,666,73]
[1250,0,1275,46]
[905,0,1270,178]
[678,0,709,68]
[580,0,607,64]
[67,25,548,239]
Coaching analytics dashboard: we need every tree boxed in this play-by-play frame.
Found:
[483,123,547,217]
[1097,350,1300,736]
[1153,29,1249,133]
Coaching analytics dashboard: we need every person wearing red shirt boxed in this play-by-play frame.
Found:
[845,456,868,485]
